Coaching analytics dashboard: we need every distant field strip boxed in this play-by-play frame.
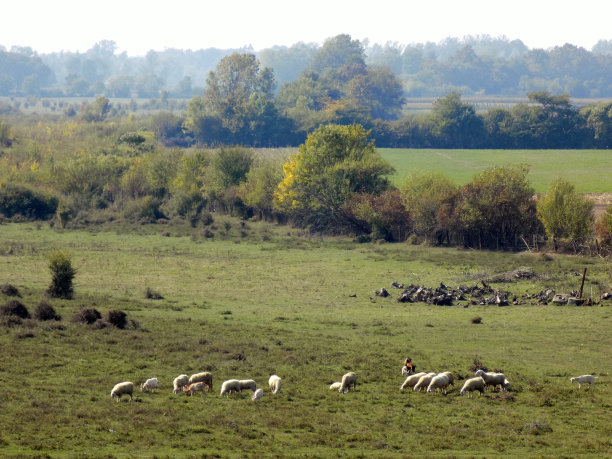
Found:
[380,149,612,193]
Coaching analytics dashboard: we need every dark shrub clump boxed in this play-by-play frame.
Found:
[33,301,61,321]
[471,316,483,324]
[1,300,30,319]
[105,310,127,329]
[72,308,101,324]
[145,287,163,300]
[0,284,21,297]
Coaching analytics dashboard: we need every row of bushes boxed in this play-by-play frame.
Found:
[0,298,131,330]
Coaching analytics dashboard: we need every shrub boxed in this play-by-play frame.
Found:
[72,308,101,324]
[471,316,483,324]
[0,184,58,220]
[1,300,30,319]
[145,287,163,300]
[47,251,77,299]
[105,310,127,329]
[0,284,21,297]
[33,301,61,321]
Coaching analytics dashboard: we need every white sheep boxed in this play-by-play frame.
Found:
[460,376,486,398]
[268,375,282,394]
[400,372,426,391]
[329,382,342,391]
[570,374,598,389]
[427,373,450,394]
[173,374,189,394]
[339,372,357,393]
[239,379,257,392]
[110,381,134,402]
[401,366,410,377]
[252,388,263,401]
[189,372,213,392]
[183,382,207,396]
[413,372,437,392]
[439,371,455,387]
[220,379,241,396]
[140,377,158,392]
[475,369,509,391]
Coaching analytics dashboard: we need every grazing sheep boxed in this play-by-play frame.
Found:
[140,377,159,392]
[427,373,451,394]
[110,381,134,402]
[239,379,257,392]
[570,374,598,389]
[189,372,213,392]
[339,372,357,393]
[220,379,241,396]
[183,382,207,396]
[400,372,426,391]
[413,372,437,392]
[439,371,455,387]
[252,388,263,401]
[329,382,342,391]
[173,374,189,394]
[460,376,486,398]
[268,375,282,394]
[475,369,509,391]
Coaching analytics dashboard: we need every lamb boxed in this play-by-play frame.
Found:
[110,381,134,402]
[475,369,509,391]
[252,388,263,401]
[413,372,437,392]
[268,375,282,394]
[329,382,342,391]
[339,372,357,393]
[400,372,426,390]
[570,374,598,389]
[183,382,207,396]
[189,372,213,392]
[460,376,486,398]
[173,374,189,394]
[140,377,159,392]
[239,379,257,392]
[220,379,241,396]
[427,373,451,394]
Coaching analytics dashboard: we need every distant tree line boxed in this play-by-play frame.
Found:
[2,35,612,99]
[3,35,612,149]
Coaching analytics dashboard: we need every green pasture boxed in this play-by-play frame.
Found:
[380,148,612,193]
[0,222,611,457]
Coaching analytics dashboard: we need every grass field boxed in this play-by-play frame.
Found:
[379,148,612,194]
[0,221,610,457]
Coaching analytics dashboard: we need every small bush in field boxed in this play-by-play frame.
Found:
[105,310,127,329]
[72,308,101,324]
[33,301,61,321]
[47,251,76,299]
[145,287,163,299]
[471,316,482,324]
[0,284,21,297]
[1,300,30,319]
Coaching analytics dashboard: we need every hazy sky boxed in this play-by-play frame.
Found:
[3,0,611,55]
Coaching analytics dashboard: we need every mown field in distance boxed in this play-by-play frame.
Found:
[380,148,612,193]
[0,222,610,457]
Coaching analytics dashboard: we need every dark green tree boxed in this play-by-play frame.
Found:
[47,251,77,300]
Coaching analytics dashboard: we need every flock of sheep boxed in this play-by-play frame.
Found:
[110,366,599,403]
[110,372,283,402]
